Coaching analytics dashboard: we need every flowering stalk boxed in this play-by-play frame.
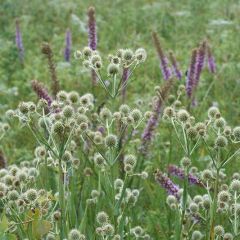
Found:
[155,170,180,198]
[169,51,182,80]
[207,44,216,74]
[64,29,71,62]
[15,19,24,63]
[152,31,171,80]
[31,80,53,106]
[194,40,207,88]
[121,67,130,102]
[141,79,173,154]
[186,48,197,98]
[168,164,203,186]
[87,7,97,86]
[41,43,60,98]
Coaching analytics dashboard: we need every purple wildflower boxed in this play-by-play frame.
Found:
[186,48,198,97]
[207,44,216,73]
[15,19,24,62]
[155,170,180,198]
[87,7,97,85]
[64,29,71,62]
[31,80,53,107]
[152,32,171,80]
[169,51,182,80]
[168,164,203,187]
[121,67,130,102]
[140,80,173,154]
[194,40,207,87]
[87,6,97,51]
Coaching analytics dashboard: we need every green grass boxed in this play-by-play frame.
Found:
[0,0,240,239]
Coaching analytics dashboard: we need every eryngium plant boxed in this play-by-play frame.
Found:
[4,83,152,239]
[75,47,147,99]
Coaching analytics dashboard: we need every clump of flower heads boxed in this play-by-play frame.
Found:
[75,47,147,98]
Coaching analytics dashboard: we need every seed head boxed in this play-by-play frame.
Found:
[214,225,224,236]
[107,63,119,75]
[177,109,189,122]
[26,189,38,202]
[215,135,228,148]
[105,134,118,148]
[96,211,109,225]
[233,126,240,140]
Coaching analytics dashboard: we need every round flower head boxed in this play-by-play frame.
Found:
[122,49,134,62]
[233,126,240,141]
[230,179,240,192]
[187,127,198,140]
[74,50,82,59]
[166,195,177,206]
[163,107,175,118]
[102,223,114,236]
[105,134,118,148]
[63,105,74,118]
[215,135,228,148]
[114,178,124,190]
[100,108,112,120]
[52,121,64,135]
[82,46,92,57]
[25,189,38,202]
[18,102,29,114]
[96,211,109,225]
[214,117,226,129]
[218,190,231,203]
[68,229,85,240]
[135,48,147,62]
[68,91,79,103]
[57,90,68,102]
[191,231,203,240]
[113,235,121,240]
[223,126,231,136]
[124,154,137,167]
[201,169,213,180]
[107,63,119,75]
[132,226,144,237]
[7,190,19,201]
[177,109,189,122]
[90,54,101,65]
[214,225,224,236]
[208,106,219,119]
[91,190,100,199]
[189,202,199,213]
[94,153,105,168]
[223,233,233,240]
[130,109,142,122]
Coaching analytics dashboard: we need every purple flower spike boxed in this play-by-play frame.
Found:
[168,164,203,187]
[31,80,53,107]
[87,7,97,86]
[15,19,24,62]
[152,32,171,80]
[169,51,182,80]
[194,41,207,87]
[87,6,97,51]
[140,80,173,154]
[207,45,216,73]
[155,170,180,198]
[121,67,130,102]
[186,48,198,98]
[64,29,71,62]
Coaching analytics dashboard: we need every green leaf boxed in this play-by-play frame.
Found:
[32,219,52,239]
